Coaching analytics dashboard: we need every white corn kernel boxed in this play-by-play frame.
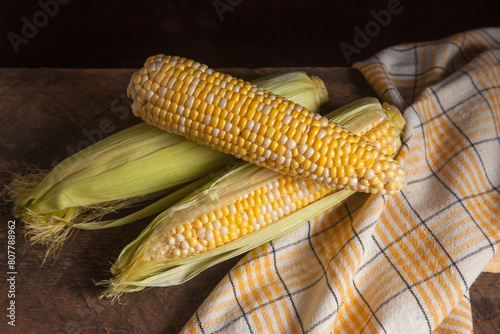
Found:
[205,231,214,241]
[146,90,154,102]
[167,78,176,90]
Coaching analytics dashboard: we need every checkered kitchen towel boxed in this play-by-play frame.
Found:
[180,28,500,333]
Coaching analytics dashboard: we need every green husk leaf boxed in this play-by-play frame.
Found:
[251,71,329,112]
[15,123,233,214]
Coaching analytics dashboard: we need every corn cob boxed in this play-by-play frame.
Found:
[104,98,405,298]
[9,71,327,256]
[128,55,406,195]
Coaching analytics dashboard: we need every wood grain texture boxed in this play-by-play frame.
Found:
[471,273,500,334]
[0,67,497,334]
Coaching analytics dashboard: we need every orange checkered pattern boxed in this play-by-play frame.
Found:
[181,28,500,334]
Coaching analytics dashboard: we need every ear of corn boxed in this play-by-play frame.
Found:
[8,72,327,256]
[128,55,406,195]
[14,124,231,214]
[103,98,405,299]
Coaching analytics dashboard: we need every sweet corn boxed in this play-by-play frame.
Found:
[128,55,406,195]
[9,71,327,256]
[103,98,405,298]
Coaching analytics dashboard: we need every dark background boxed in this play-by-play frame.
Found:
[2,0,499,69]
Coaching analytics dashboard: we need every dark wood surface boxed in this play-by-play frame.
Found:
[0,67,498,334]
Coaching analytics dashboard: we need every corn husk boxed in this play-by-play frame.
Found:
[103,98,405,299]
[251,71,329,108]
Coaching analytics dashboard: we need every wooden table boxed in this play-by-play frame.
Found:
[0,68,498,333]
